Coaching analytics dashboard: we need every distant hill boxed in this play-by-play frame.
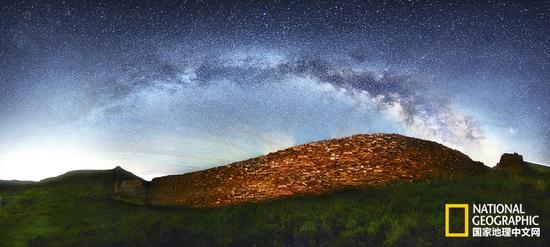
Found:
[40,166,144,185]
[0,180,35,186]
[0,180,35,191]
[115,133,488,207]
[0,167,144,193]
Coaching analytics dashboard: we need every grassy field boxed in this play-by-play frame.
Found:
[1,167,549,246]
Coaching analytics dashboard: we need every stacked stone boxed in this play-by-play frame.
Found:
[116,133,488,207]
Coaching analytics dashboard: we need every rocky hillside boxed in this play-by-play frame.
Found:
[115,133,488,207]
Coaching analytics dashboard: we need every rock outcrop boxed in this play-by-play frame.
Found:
[495,153,525,172]
[115,133,488,207]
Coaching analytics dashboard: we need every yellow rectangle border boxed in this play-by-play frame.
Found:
[445,204,469,237]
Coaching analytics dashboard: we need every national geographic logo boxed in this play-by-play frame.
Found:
[445,203,541,238]
[445,204,469,237]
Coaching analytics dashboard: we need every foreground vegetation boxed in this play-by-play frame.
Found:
[1,167,549,246]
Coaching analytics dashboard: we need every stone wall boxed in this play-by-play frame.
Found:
[116,133,488,207]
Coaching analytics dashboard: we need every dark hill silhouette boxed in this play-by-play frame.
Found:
[0,180,36,191]
[0,180,35,186]
[40,166,143,184]
[115,133,488,207]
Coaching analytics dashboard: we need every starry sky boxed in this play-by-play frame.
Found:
[1,0,549,181]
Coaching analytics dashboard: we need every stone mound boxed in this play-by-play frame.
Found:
[116,133,487,207]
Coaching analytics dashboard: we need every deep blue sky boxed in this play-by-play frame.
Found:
[1,0,548,180]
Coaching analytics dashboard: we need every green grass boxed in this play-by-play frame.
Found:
[1,169,549,246]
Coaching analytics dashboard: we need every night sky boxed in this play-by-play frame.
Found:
[1,0,549,180]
